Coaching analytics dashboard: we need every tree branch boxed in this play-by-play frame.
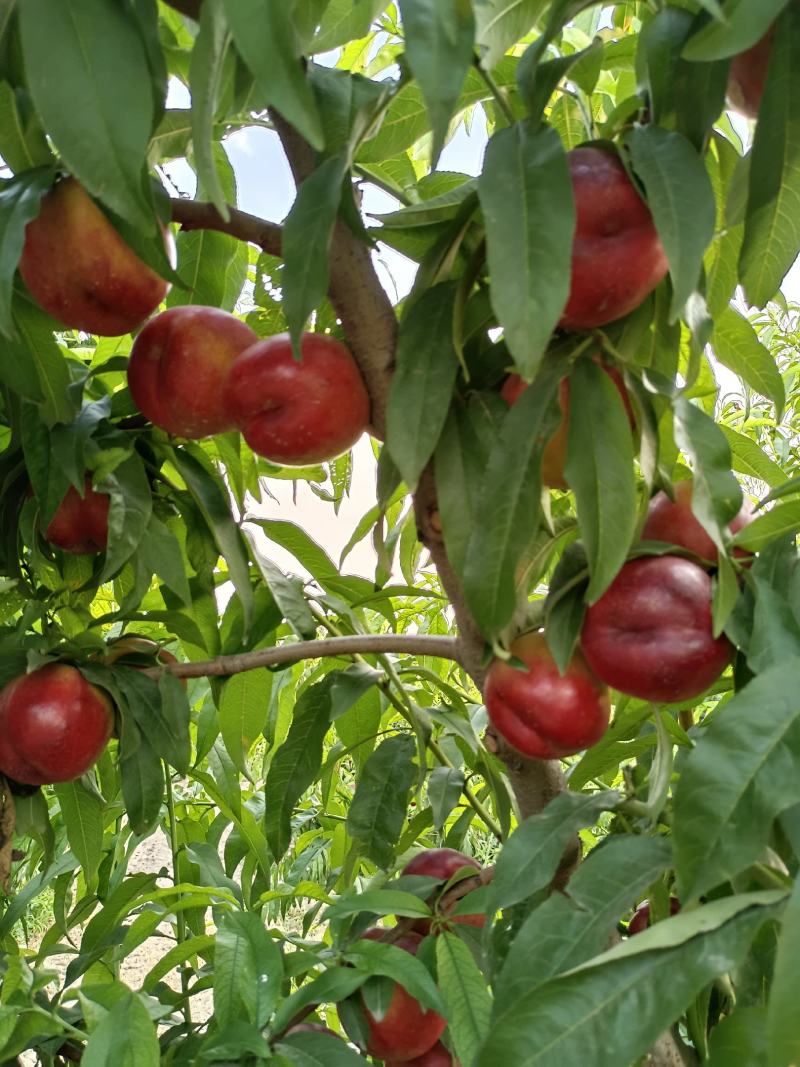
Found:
[271,112,397,439]
[142,634,461,680]
[170,198,282,256]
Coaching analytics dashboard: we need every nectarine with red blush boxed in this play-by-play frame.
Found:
[19,177,170,336]
[560,147,668,330]
[0,664,114,785]
[224,333,371,465]
[127,305,257,438]
[44,476,110,555]
[359,929,446,1062]
[641,480,753,563]
[485,632,610,760]
[402,849,484,934]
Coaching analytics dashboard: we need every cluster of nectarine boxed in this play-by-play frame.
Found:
[344,847,481,1063]
[18,175,371,468]
[487,479,750,760]
[127,311,371,466]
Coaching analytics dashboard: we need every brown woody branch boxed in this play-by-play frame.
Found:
[170,199,282,256]
[142,634,461,680]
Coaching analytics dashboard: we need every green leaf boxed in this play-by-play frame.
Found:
[739,4,800,306]
[83,991,159,1067]
[462,359,561,637]
[720,425,787,489]
[172,446,254,635]
[565,359,637,604]
[311,0,389,53]
[219,668,271,776]
[682,0,790,61]
[625,124,716,320]
[479,896,779,1067]
[707,1008,768,1067]
[138,514,192,605]
[487,791,618,916]
[265,675,333,862]
[495,836,673,1007]
[277,1031,367,1067]
[398,0,475,165]
[345,937,445,1014]
[12,295,75,426]
[0,81,52,174]
[168,227,248,313]
[479,122,575,377]
[190,0,232,220]
[475,0,547,71]
[325,889,433,920]
[638,7,728,151]
[282,153,347,346]
[428,766,466,831]
[254,555,317,639]
[19,0,155,229]
[0,168,53,338]
[346,734,417,867]
[713,307,785,413]
[674,659,800,901]
[386,282,460,490]
[733,501,800,552]
[214,912,283,1029]
[100,453,153,582]
[436,932,491,1067]
[767,875,800,1066]
[52,778,104,887]
[434,395,503,577]
[673,396,743,556]
[222,0,323,150]
[119,730,164,836]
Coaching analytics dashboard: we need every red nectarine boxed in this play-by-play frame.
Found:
[560,147,668,330]
[0,664,114,785]
[44,476,110,555]
[223,333,371,465]
[127,306,257,438]
[641,480,752,563]
[19,177,170,336]
[484,632,610,760]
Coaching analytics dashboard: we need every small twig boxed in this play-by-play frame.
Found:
[169,199,283,256]
[141,634,461,679]
[0,778,16,894]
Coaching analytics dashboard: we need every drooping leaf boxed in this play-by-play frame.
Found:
[462,358,562,637]
[222,0,324,150]
[479,122,575,377]
[386,282,460,490]
[19,0,155,229]
[436,932,492,1067]
[739,4,800,306]
[190,0,232,220]
[479,895,780,1067]
[494,836,673,1007]
[0,167,53,338]
[346,734,417,867]
[398,0,475,165]
[625,124,716,320]
[52,778,104,887]
[265,675,334,862]
[282,153,348,347]
[673,659,800,901]
[213,911,283,1029]
[565,359,637,603]
[219,668,271,776]
[487,791,619,916]
[82,991,160,1067]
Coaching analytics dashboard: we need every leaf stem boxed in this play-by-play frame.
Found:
[165,766,192,1029]
[473,57,516,126]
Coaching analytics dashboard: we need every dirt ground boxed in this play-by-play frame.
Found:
[20,831,214,1065]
